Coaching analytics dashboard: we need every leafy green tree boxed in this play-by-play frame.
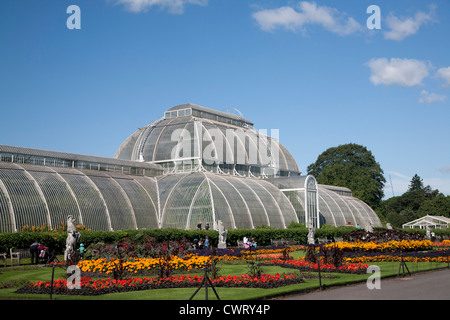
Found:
[307,143,385,208]
[417,194,450,218]
[386,211,408,228]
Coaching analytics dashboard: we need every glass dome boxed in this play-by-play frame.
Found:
[115,104,300,176]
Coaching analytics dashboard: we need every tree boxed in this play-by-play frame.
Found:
[307,143,385,208]
[408,174,424,192]
[402,174,437,211]
[378,173,449,226]
[386,211,408,228]
[417,194,450,218]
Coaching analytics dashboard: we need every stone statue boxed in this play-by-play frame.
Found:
[307,221,315,245]
[386,223,393,230]
[64,215,81,261]
[425,225,431,240]
[216,220,227,249]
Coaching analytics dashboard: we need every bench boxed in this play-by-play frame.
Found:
[282,238,299,245]
[9,248,31,266]
[317,238,329,244]
[271,239,299,246]
[270,239,283,246]
[237,240,245,248]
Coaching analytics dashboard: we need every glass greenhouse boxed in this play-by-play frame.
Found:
[115,104,300,178]
[0,104,382,232]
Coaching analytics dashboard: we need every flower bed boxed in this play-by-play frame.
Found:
[193,246,297,258]
[16,273,304,296]
[78,255,212,274]
[324,240,433,252]
[77,248,297,275]
[344,248,450,264]
[265,258,369,274]
[433,240,450,247]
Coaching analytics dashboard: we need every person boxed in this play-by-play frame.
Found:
[197,221,202,230]
[197,239,203,250]
[78,243,86,259]
[204,236,210,249]
[243,236,249,249]
[30,241,40,265]
[250,237,257,248]
[193,238,199,249]
[205,223,210,230]
[38,245,49,264]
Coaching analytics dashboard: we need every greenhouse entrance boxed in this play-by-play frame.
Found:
[279,175,320,228]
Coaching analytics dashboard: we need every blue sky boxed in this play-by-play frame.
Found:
[0,0,449,198]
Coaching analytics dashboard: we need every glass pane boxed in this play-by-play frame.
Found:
[0,165,48,231]
[27,170,80,229]
[88,175,136,231]
[0,180,14,232]
[187,179,213,230]
[57,170,110,231]
[115,178,159,229]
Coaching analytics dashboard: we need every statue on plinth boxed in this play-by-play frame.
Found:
[216,220,227,249]
[307,221,315,245]
[64,215,81,261]
[425,225,431,240]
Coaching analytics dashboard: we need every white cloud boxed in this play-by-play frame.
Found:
[436,67,450,88]
[419,90,447,103]
[251,1,363,36]
[366,58,431,87]
[384,7,436,41]
[114,0,207,14]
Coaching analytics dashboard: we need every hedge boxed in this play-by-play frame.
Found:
[0,228,306,253]
[0,226,445,255]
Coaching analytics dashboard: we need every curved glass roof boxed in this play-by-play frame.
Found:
[158,171,298,230]
[0,162,298,232]
[0,162,159,232]
[115,104,300,174]
[269,176,382,228]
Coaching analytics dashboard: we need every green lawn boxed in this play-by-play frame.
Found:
[0,253,448,300]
